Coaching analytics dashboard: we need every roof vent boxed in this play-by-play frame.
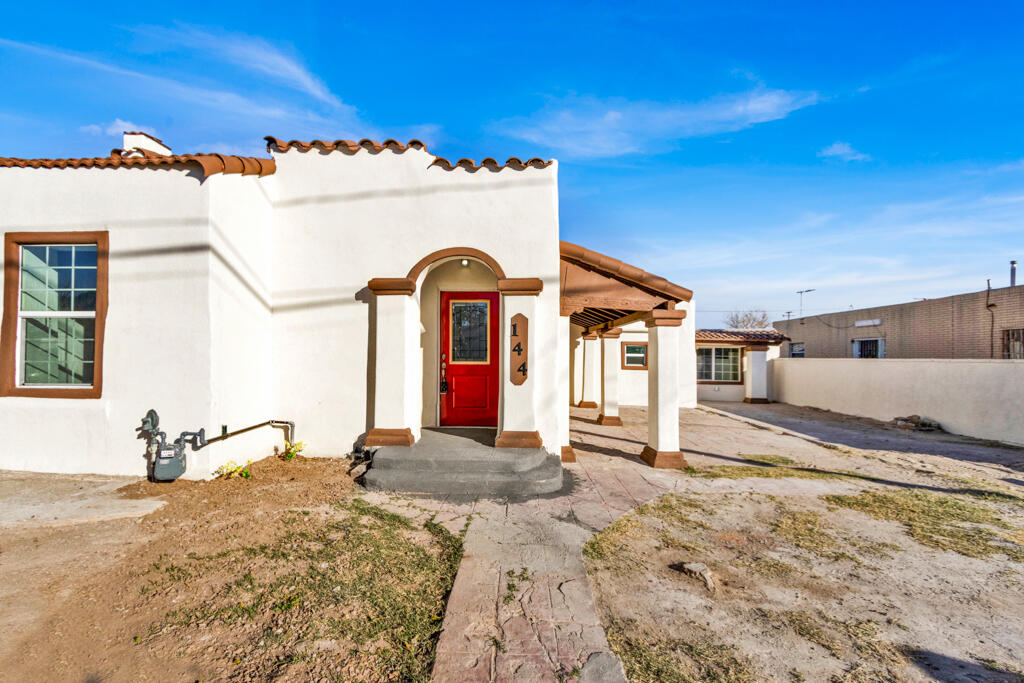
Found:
[122,131,171,157]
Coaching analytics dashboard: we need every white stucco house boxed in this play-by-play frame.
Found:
[0,132,749,485]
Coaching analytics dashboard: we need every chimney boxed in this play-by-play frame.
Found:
[121,131,171,156]
[1012,260,1018,287]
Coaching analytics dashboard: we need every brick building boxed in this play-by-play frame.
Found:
[773,285,1024,359]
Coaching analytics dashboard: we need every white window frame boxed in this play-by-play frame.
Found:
[16,244,98,388]
[697,346,742,383]
[789,342,805,358]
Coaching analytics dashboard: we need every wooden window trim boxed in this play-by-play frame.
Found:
[1,231,109,398]
[696,345,744,385]
[620,340,648,370]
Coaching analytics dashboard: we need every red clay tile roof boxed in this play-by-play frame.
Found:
[560,240,693,303]
[696,329,789,344]
[264,136,553,171]
[0,148,276,178]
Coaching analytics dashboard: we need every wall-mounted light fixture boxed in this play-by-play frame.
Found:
[460,259,469,267]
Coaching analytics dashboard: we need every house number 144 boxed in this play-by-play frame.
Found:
[510,314,528,386]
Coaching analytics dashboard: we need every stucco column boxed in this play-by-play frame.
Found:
[641,310,688,468]
[598,328,623,426]
[744,344,769,404]
[496,280,543,449]
[577,333,600,408]
[365,278,418,447]
[558,315,575,462]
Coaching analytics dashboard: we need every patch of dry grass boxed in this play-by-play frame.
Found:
[771,506,859,564]
[607,621,758,683]
[688,455,882,483]
[636,494,711,531]
[150,498,465,681]
[824,490,1024,562]
[760,609,907,681]
[583,516,644,564]
[741,556,800,578]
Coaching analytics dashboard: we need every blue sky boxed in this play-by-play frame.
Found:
[2,2,1023,327]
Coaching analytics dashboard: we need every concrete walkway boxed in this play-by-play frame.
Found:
[364,406,691,682]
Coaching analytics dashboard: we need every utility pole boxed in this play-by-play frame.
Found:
[796,289,815,319]
[784,311,793,322]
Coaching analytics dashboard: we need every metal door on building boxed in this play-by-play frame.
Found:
[439,291,500,426]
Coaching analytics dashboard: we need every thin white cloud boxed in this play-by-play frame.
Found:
[80,118,158,137]
[0,37,372,141]
[129,24,342,108]
[491,87,820,159]
[819,141,871,162]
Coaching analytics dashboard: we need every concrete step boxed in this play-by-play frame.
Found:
[364,454,564,497]
[371,445,549,474]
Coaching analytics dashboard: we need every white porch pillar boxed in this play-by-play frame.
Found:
[365,279,418,447]
[744,345,769,404]
[598,328,623,426]
[577,333,600,408]
[641,310,688,468]
[558,315,575,462]
[496,281,543,449]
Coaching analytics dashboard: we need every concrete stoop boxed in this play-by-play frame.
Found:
[363,428,564,497]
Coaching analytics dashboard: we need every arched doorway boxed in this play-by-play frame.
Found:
[418,257,501,428]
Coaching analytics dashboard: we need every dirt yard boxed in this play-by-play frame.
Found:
[0,456,463,682]
[585,405,1024,682]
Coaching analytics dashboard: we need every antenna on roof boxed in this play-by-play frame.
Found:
[796,289,815,325]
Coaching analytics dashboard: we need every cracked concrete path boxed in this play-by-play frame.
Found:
[424,408,689,682]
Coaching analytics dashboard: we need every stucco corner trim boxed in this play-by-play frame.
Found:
[365,428,415,447]
[576,401,598,409]
[495,430,543,449]
[597,414,623,426]
[368,278,415,296]
[560,446,577,463]
[497,278,544,296]
[743,397,771,404]
[639,446,689,469]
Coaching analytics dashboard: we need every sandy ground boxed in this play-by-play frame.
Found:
[0,455,462,682]
[582,404,1024,682]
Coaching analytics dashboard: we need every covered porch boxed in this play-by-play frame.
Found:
[559,241,693,468]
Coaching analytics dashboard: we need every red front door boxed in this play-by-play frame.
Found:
[439,291,499,426]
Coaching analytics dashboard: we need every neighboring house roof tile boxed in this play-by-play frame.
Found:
[264,136,553,172]
[560,240,693,303]
[0,148,276,178]
[696,329,789,344]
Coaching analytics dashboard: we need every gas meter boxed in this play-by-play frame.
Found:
[136,409,206,482]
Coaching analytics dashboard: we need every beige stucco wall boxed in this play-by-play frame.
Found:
[771,358,1024,446]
